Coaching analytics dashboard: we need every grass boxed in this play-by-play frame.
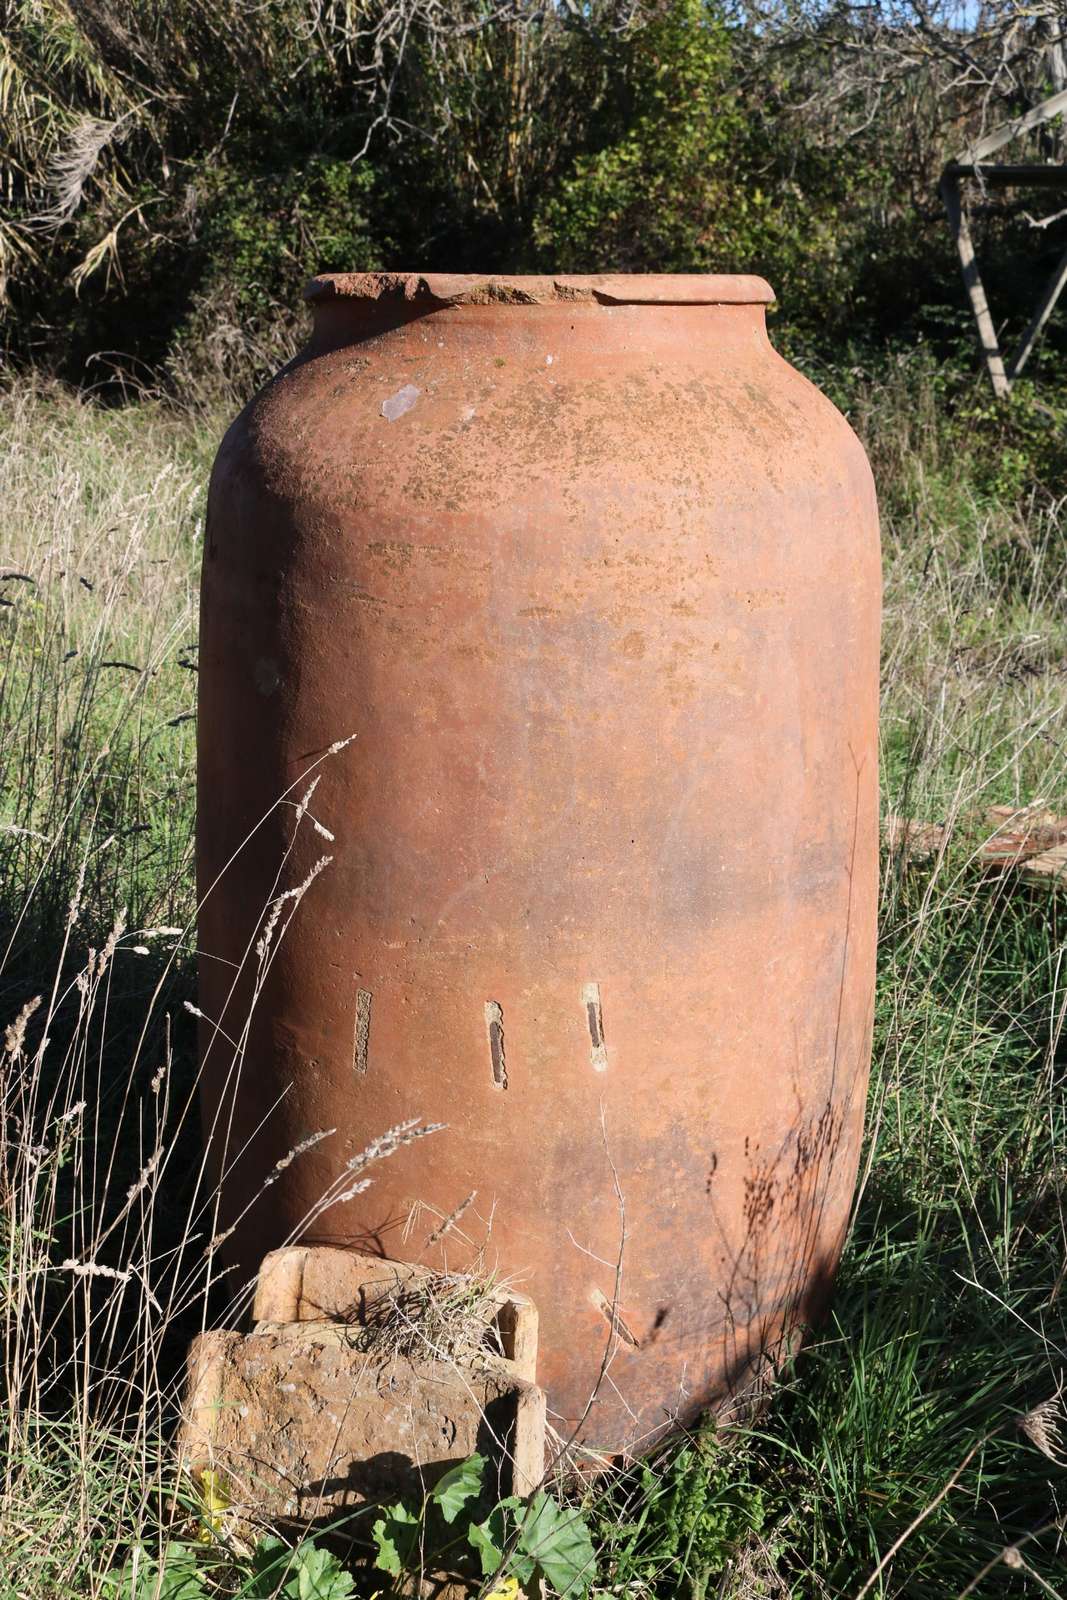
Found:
[0,361,1066,1597]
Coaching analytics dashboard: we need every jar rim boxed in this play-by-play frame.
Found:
[305,272,776,307]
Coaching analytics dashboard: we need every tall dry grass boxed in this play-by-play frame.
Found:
[0,383,444,1597]
[0,380,205,1591]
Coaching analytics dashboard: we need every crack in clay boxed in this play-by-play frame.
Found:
[485,1001,507,1089]
[353,988,372,1075]
[583,982,608,1072]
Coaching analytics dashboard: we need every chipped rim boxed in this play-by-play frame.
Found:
[305,272,776,307]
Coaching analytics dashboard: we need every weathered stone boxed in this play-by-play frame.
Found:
[252,1246,539,1382]
[181,1319,545,1524]
[179,1249,545,1539]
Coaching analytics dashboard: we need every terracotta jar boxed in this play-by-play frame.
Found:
[198,273,880,1457]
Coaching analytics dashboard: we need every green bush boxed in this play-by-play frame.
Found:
[592,1421,767,1598]
[532,0,746,272]
[5,0,1064,401]
[166,158,385,401]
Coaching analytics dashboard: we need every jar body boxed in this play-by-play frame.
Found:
[198,275,880,1454]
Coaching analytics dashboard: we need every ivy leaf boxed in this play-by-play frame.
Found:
[158,1545,210,1600]
[282,1543,355,1600]
[468,1501,536,1585]
[371,1503,420,1576]
[430,1453,486,1523]
[243,1536,294,1598]
[512,1550,538,1587]
[243,1537,355,1600]
[485,1581,522,1600]
[517,1492,596,1598]
[101,1544,208,1600]
[467,1512,504,1576]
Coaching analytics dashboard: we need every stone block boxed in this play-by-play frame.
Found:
[179,1250,545,1531]
[252,1246,538,1383]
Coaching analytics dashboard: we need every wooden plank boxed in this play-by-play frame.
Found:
[943,87,1067,394]
[883,813,947,860]
[978,805,1067,865]
[939,170,1010,397]
[1020,843,1067,885]
[884,805,1067,888]
[957,88,1067,165]
[944,163,1067,188]
[1006,243,1067,381]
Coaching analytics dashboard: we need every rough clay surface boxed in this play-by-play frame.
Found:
[252,1246,540,1385]
[198,286,881,1453]
[304,271,776,306]
[181,1321,545,1522]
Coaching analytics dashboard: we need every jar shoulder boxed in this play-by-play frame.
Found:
[209,334,877,546]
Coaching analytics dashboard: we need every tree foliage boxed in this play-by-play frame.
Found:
[2,0,1065,395]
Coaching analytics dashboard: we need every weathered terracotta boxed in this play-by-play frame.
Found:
[198,272,881,1458]
[251,1246,540,1385]
[180,1249,545,1531]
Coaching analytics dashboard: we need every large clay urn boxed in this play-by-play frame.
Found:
[198,272,880,1457]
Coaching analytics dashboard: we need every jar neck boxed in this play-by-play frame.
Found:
[306,298,772,360]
